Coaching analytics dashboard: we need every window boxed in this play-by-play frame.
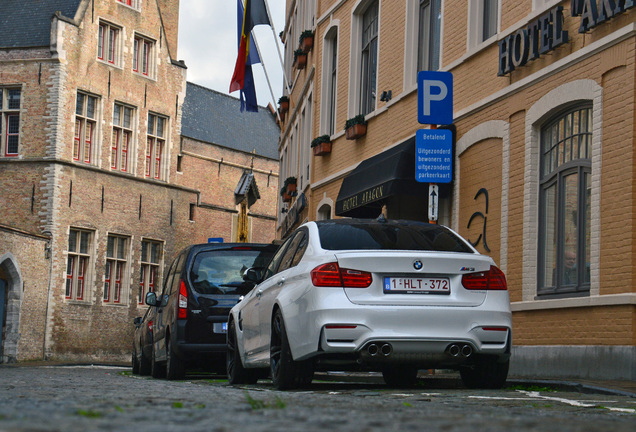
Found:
[66,229,93,301]
[360,1,379,115]
[0,87,21,157]
[418,0,441,71]
[133,35,155,77]
[117,0,139,9]
[112,102,134,172]
[145,113,166,179]
[538,106,592,297]
[98,21,121,65]
[468,0,499,49]
[322,29,338,135]
[104,235,129,304]
[73,92,98,163]
[139,239,162,304]
[482,0,498,41]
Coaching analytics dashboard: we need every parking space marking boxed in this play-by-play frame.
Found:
[518,391,636,414]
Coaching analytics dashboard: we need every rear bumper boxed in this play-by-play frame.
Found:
[175,342,227,355]
[283,289,511,365]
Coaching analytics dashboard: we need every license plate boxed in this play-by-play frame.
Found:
[213,322,228,334]
[383,277,450,294]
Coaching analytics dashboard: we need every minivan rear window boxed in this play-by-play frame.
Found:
[189,248,275,295]
[317,221,473,253]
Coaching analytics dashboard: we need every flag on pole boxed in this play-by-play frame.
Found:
[229,0,271,112]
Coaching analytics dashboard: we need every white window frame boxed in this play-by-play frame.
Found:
[111,102,136,173]
[73,91,100,164]
[133,33,156,78]
[98,21,123,67]
[320,24,339,136]
[467,0,500,51]
[146,113,168,180]
[138,239,163,305]
[104,234,130,305]
[0,87,21,157]
[66,228,94,302]
[349,0,380,117]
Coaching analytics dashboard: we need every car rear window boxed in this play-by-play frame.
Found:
[317,221,474,253]
[189,248,276,295]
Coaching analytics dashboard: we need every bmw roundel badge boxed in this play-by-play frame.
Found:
[413,260,423,270]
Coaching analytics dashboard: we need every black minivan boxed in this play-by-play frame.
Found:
[145,242,277,379]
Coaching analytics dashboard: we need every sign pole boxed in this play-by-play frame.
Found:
[428,124,438,224]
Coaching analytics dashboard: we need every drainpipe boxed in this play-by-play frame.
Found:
[42,232,53,360]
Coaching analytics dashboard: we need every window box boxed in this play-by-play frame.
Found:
[281,186,292,203]
[293,49,307,70]
[311,135,332,156]
[278,96,289,114]
[284,176,297,196]
[344,115,368,140]
[299,30,314,53]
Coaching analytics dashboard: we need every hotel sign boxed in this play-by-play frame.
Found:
[498,1,634,76]
[340,185,385,213]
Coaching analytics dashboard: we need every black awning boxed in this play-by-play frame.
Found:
[335,137,428,218]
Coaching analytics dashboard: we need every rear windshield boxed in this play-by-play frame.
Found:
[318,221,473,253]
[189,248,275,295]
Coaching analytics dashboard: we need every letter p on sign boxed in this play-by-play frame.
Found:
[418,71,453,125]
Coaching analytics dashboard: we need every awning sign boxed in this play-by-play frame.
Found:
[415,129,452,183]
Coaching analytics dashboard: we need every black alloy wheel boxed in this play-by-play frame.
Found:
[139,348,151,376]
[150,345,166,379]
[131,350,140,375]
[227,320,258,385]
[270,310,300,390]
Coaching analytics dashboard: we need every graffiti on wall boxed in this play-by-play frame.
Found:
[466,188,490,253]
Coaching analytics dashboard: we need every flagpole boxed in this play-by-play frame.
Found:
[252,35,282,124]
[262,0,292,95]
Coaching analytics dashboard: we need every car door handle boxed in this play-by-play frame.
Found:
[277,277,285,286]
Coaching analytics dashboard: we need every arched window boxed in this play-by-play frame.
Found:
[538,105,592,296]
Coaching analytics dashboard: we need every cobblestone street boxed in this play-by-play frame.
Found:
[0,365,634,431]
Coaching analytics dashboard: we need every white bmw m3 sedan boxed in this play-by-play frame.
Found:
[227,218,512,390]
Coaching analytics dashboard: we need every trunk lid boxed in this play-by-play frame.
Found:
[335,251,492,307]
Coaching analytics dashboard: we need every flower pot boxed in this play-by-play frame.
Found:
[301,36,314,53]
[278,108,286,122]
[279,100,289,113]
[282,192,292,203]
[346,123,367,140]
[313,141,332,156]
[294,53,307,70]
[286,182,297,195]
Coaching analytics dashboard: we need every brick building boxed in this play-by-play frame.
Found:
[278,0,635,379]
[0,0,279,363]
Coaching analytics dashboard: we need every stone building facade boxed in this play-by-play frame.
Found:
[0,0,279,363]
[278,0,635,379]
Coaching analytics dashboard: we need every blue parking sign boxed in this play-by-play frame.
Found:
[418,71,453,125]
[415,129,453,183]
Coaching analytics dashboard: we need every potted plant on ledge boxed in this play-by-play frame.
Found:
[299,30,314,53]
[293,49,307,70]
[311,135,332,156]
[278,96,289,114]
[345,114,368,140]
[284,176,297,196]
[280,186,291,203]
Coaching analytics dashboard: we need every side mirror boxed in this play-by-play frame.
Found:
[160,294,169,308]
[133,317,142,327]
[145,292,158,306]
[243,267,263,284]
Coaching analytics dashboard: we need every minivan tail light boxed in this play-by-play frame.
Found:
[311,262,372,288]
[462,266,508,290]
[178,280,188,319]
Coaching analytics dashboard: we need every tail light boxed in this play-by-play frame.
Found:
[178,280,188,319]
[462,266,508,290]
[311,262,372,288]
[148,320,153,333]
